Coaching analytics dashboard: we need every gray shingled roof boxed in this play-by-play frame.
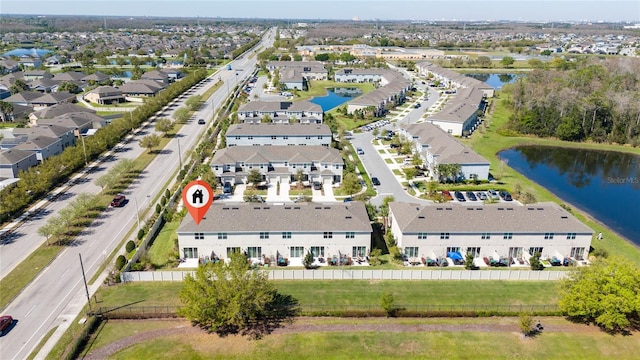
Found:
[212,145,342,165]
[31,103,95,119]
[389,202,593,234]
[14,136,59,150]
[226,123,331,136]
[13,124,74,138]
[177,202,372,233]
[0,148,35,165]
[238,100,322,113]
[405,122,488,165]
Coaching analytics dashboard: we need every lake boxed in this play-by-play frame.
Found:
[3,48,52,57]
[465,73,521,89]
[310,87,362,111]
[499,146,640,245]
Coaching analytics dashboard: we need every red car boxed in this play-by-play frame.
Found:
[0,315,13,334]
[442,190,453,201]
[110,194,126,207]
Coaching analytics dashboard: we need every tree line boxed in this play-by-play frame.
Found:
[0,69,207,223]
[504,57,640,146]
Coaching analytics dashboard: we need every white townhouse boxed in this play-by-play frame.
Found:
[265,61,328,81]
[211,145,343,186]
[176,202,372,266]
[0,148,38,179]
[415,61,495,98]
[237,100,323,124]
[336,68,412,116]
[388,202,593,266]
[424,86,486,137]
[400,122,490,181]
[225,123,332,147]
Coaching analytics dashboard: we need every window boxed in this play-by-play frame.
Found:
[352,246,366,257]
[260,232,269,239]
[310,246,325,257]
[440,232,450,240]
[570,247,585,259]
[194,232,204,240]
[404,247,418,258]
[183,247,198,259]
[503,233,513,240]
[544,233,554,240]
[318,136,322,139]
[566,233,576,240]
[509,247,522,259]
[247,246,262,258]
[481,233,491,240]
[418,232,427,240]
[271,135,277,139]
[217,232,227,240]
[305,136,311,139]
[345,232,355,239]
[283,136,288,140]
[323,231,333,239]
[467,247,481,257]
[226,247,241,257]
[282,232,291,239]
[290,246,304,258]
[529,247,543,256]
[248,136,253,140]
[446,247,460,253]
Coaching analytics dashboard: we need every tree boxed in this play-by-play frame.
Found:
[501,56,515,67]
[403,167,418,181]
[173,107,191,124]
[57,81,81,94]
[464,252,478,270]
[294,168,305,189]
[154,118,174,137]
[302,251,315,269]
[559,257,640,332]
[341,172,361,198]
[139,134,161,153]
[529,252,544,271]
[185,95,203,111]
[247,169,263,189]
[178,251,299,338]
[519,313,535,336]
[0,101,14,122]
[380,292,401,317]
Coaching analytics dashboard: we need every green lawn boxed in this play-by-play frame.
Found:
[88,318,640,360]
[147,220,179,269]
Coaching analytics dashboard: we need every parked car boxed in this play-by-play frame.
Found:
[413,103,421,108]
[371,177,381,186]
[313,181,322,190]
[356,147,364,155]
[0,315,13,335]
[390,143,400,148]
[454,191,466,202]
[223,182,233,194]
[343,197,353,202]
[442,190,453,201]
[499,190,513,201]
[476,191,487,200]
[197,118,206,125]
[466,191,477,201]
[110,194,126,207]
[487,189,499,200]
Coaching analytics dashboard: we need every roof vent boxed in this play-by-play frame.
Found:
[284,206,291,209]
[498,207,504,210]
[253,207,261,210]
[294,206,301,209]
[264,207,270,209]
[445,207,453,210]
[345,216,352,219]
[436,207,443,210]
[527,207,534,210]
[315,206,322,209]
[537,207,544,210]
[507,208,514,210]
[476,208,483,210]
[222,207,230,210]
[324,207,330,209]
[418,216,425,219]
[231,207,239,210]
[561,215,568,219]
[466,208,474,210]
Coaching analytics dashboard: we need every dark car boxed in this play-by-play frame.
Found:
[223,182,233,194]
[413,103,421,108]
[371,177,381,186]
[197,118,206,125]
[454,191,466,202]
[466,191,477,201]
[499,190,513,201]
[0,315,14,335]
[110,194,126,207]
[390,143,400,148]
[313,181,322,190]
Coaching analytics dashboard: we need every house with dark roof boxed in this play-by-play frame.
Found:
[118,79,166,96]
[81,71,110,84]
[37,112,107,136]
[237,100,323,124]
[4,91,43,107]
[338,68,411,116]
[13,124,76,149]
[225,123,332,147]
[211,145,343,186]
[176,202,372,265]
[13,136,63,163]
[84,86,124,105]
[29,91,76,110]
[388,202,593,267]
[29,102,95,122]
[0,148,38,178]
[400,122,490,181]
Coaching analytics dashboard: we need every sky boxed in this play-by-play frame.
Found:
[2,0,640,23]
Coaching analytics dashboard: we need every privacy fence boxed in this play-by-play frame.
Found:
[121,269,568,282]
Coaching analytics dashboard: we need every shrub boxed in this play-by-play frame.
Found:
[381,292,401,317]
[303,252,314,269]
[125,240,136,253]
[137,228,146,241]
[519,313,535,336]
[155,203,162,214]
[530,252,544,271]
[115,255,126,270]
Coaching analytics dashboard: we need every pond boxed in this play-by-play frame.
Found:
[310,87,362,111]
[465,73,521,89]
[3,48,52,57]
[498,146,640,245]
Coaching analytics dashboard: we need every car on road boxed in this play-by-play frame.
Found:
[487,189,499,200]
[356,147,364,155]
[110,194,126,207]
[197,118,206,125]
[454,191,466,202]
[466,191,477,201]
[0,315,13,335]
[313,181,322,190]
[371,177,381,186]
[499,190,513,201]
[413,103,421,108]
[223,182,233,194]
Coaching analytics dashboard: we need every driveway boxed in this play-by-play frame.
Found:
[312,183,337,202]
[266,183,290,202]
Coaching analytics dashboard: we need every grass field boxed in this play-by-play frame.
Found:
[94,280,560,310]
[84,318,640,360]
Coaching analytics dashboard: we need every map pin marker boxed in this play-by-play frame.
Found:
[182,180,214,225]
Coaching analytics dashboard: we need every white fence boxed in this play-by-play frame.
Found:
[122,269,568,282]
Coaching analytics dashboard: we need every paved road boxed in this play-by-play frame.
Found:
[0,28,276,360]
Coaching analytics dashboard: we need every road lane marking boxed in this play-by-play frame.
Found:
[60,267,70,278]
[24,304,37,318]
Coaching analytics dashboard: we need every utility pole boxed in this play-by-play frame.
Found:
[79,253,91,311]
[177,138,183,169]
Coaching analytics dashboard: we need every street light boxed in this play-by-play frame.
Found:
[177,138,183,169]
